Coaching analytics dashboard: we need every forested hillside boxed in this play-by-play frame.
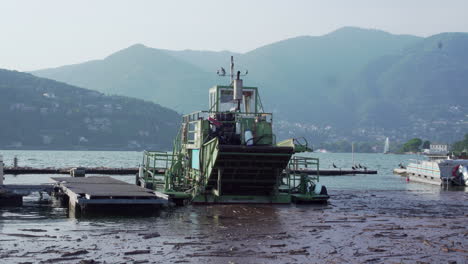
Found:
[0,69,180,150]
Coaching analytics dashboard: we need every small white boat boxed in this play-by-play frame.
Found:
[405,156,468,186]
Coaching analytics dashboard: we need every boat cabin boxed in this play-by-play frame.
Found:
[182,84,274,151]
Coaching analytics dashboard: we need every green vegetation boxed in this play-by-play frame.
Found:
[0,69,180,150]
[399,138,423,153]
[422,140,431,149]
[452,133,468,154]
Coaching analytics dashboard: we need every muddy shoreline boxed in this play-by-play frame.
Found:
[1,189,467,264]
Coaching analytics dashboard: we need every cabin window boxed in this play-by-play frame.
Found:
[220,90,233,103]
[219,89,236,112]
[187,122,197,144]
[215,88,257,113]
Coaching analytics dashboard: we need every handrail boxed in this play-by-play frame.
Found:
[285,156,320,194]
[182,110,273,123]
[141,151,176,189]
[201,137,219,185]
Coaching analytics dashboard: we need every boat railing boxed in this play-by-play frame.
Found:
[285,156,320,192]
[407,158,422,164]
[142,151,175,169]
[141,151,176,188]
[200,137,219,185]
[406,158,441,178]
[183,111,273,123]
[425,154,449,161]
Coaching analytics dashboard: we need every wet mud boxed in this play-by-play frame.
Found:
[0,189,467,264]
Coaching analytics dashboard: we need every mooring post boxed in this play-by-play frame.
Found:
[217,169,222,196]
[0,155,4,185]
[69,198,80,218]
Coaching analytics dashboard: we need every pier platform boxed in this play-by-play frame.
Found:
[295,169,377,176]
[51,176,168,216]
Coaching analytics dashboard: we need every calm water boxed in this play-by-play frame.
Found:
[1,150,466,263]
[1,150,434,191]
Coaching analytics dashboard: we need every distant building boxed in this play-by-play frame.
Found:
[43,93,56,98]
[430,143,448,153]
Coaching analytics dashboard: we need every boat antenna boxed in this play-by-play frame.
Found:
[230,56,234,83]
[217,56,248,85]
[216,56,249,112]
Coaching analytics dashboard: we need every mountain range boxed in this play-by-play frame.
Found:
[0,69,180,150]
[32,27,468,145]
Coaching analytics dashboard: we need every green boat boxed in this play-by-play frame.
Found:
[137,57,329,204]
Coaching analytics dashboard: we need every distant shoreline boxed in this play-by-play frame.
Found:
[0,147,170,152]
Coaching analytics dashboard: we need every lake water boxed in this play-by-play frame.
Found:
[1,150,436,191]
[1,150,466,263]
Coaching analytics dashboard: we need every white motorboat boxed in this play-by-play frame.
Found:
[406,156,468,186]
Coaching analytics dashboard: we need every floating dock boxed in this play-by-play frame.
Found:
[51,176,167,216]
[0,155,53,206]
[0,184,53,206]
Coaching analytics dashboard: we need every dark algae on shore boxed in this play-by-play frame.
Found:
[1,189,466,263]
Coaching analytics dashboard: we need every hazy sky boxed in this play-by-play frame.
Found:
[1,0,467,71]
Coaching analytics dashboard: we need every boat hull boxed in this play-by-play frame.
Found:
[406,159,468,186]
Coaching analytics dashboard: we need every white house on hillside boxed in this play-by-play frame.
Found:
[430,143,448,153]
